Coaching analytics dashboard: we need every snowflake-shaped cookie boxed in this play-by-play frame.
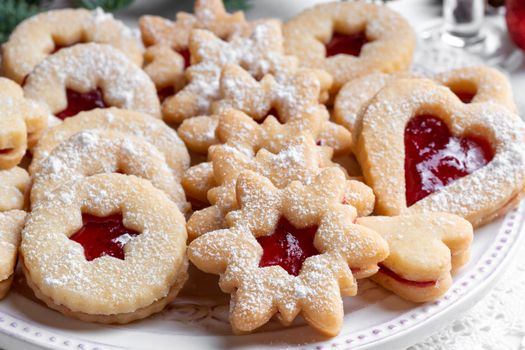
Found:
[162,20,298,123]
[188,169,388,336]
[140,0,247,91]
[187,137,374,240]
[177,64,351,155]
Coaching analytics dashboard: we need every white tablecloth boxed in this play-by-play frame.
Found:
[118,1,525,348]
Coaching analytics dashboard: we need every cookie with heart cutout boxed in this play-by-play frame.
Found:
[283,1,415,94]
[0,167,30,212]
[334,67,516,150]
[0,210,26,299]
[188,169,388,336]
[29,108,190,183]
[186,137,374,242]
[0,78,48,169]
[180,110,351,208]
[140,0,247,93]
[355,78,525,227]
[357,213,473,302]
[21,173,188,324]
[2,8,143,85]
[162,20,299,124]
[23,43,160,123]
[30,130,189,213]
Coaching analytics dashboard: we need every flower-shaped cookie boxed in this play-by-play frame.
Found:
[187,138,374,242]
[0,210,26,299]
[283,2,415,93]
[140,0,246,91]
[189,169,388,336]
[162,20,298,123]
[355,78,525,227]
[358,213,473,302]
[0,78,48,169]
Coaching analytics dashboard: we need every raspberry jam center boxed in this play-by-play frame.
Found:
[378,264,436,288]
[177,48,191,69]
[325,31,368,57]
[70,214,140,261]
[404,115,494,206]
[257,218,319,276]
[56,88,107,120]
[157,86,175,102]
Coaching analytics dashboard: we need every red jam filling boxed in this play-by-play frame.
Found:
[69,214,140,261]
[0,148,14,155]
[257,218,319,276]
[453,91,476,104]
[378,264,437,288]
[404,115,494,206]
[177,48,191,69]
[325,31,368,57]
[56,88,107,120]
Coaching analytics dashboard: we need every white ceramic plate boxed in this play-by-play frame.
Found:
[0,201,523,350]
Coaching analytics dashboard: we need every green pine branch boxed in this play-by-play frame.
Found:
[224,0,251,11]
[73,0,134,11]
[0,0,42,43]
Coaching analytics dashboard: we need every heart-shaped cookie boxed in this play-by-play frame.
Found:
[356,78,525,227]
[357,213,473,302]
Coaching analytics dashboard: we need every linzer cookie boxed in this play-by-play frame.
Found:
[283,2,415,93]
[0,78,48,168]
[356,78,525,227]
[187,138,374,240]
[0,210,26,299]
[21,173,188,324]
[30,130,189,213]
[140,0,246,92]
[334,67,516,150]
[23,43,160,122]
[29,108,190,182]
[188,169,388,336]
[2,8,143,85]
[162,20,298,123]
[0,167,30,212]
[358,213,473,302]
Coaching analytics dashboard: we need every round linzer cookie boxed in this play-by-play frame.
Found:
[334,67,516,150]
[29,108,190,181]
[355,78,525,227]
[188,169,388,336]
[0,78,48,169]
[31,130,189,213]
[283,2,415,93]
[0,167,30,212]
[0,210,26,299]
[23,43,160,122]
[358,213,473,302]
[21,173,188,324]
[140,0,247,93]
[2,8,143,85]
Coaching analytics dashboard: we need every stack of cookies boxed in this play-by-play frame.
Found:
[0,0,523,338]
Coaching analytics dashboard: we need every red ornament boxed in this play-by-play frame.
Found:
[506,0,525,50]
